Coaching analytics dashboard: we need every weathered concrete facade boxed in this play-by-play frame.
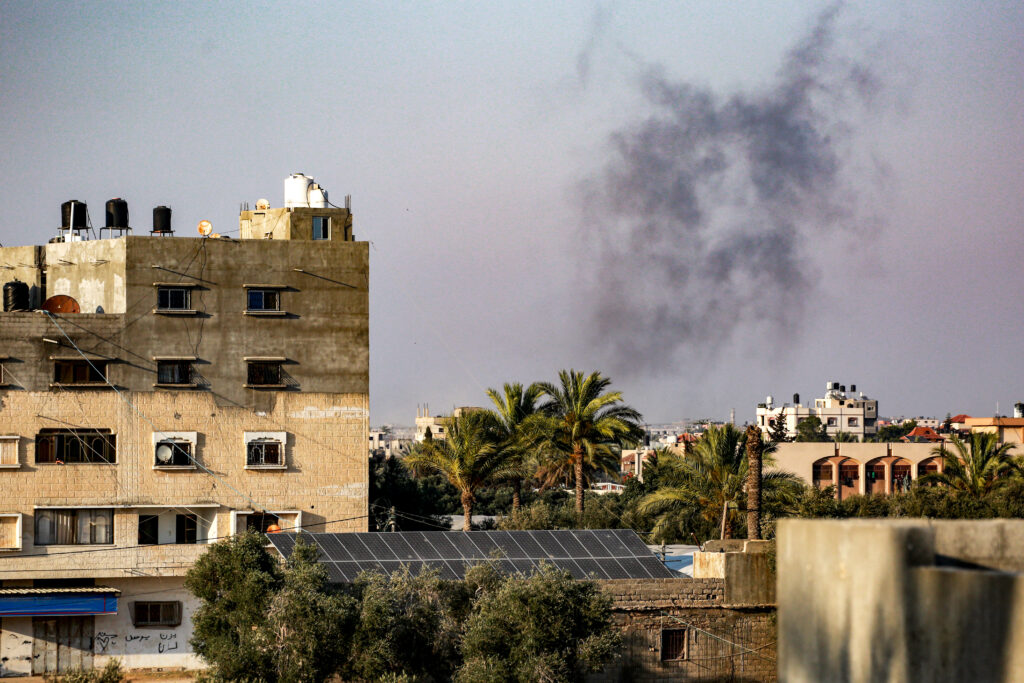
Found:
[0,187,369,676]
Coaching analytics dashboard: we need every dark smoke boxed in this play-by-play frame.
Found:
[580,6,881,373]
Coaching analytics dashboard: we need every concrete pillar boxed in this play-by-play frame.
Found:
[884,461,892,495]
[858,462,866,495]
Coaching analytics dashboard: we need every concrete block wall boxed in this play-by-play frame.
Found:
[0,390,368,578]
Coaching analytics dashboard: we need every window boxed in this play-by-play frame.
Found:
[247,440,282,467]
[35,509,113,545]
[246,289,280,311]
[53,360,107,385]
[156,287,191,311]
[247,361,282,386]
[36,430,115,464]
[812,463,833,481]
[155,440,193,467]
[847,417,859,428]
[138,514,159,545]
[867,465,886,481]
[176,514,197,544]
[0,514,22,550]
[0,436,18,467]
[312,216,330,240]
[132,601,182,628]
[826,417,838,427]
[246,512,279,533]
[156,360,193,385]
[840,465,859,487]
[661,628,688,661]
[864,418,876,428]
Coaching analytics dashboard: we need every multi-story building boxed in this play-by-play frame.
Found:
[0,174,368,676]
[756,382,879,441]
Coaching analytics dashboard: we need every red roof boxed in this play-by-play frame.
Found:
[902,426,944,442]
[949,414,970,423]
[676,433,699,443]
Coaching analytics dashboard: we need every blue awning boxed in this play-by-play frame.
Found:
[0,588,118,617]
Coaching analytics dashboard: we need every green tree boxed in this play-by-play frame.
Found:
[795,416,829,442]
[262,539,357,683]
[873,419,917,442]
[920,432,1021,498]
[456,564,621,683]
[832,430,858,443]
[768,413,791,443]
[536,370,643,515]
[487,382,545,512]
[406,411,510,531]
[185,531,282,680]
[639,425,802,541]
[369,453,456,531]
[345,567,465,682]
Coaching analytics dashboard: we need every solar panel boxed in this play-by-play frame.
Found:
[266,529,675,582]
[404,532,443,560]
[311,534,355,562]
[379,534,419,562]
[532,530,570,558]
[358,533,400,561]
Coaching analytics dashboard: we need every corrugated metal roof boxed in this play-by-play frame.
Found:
[0,586,120,596]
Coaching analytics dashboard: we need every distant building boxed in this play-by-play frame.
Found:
[413,405,483,442]
[756,382,879,441]
[0,174,368,675]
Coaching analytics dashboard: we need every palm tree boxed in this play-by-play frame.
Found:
[639,424,801,540]
[535,370,643,515]
[486,382,544,511]
[745,424,763,540]
[404,411,509,531]
[832,431,858,443]
[920,432,1020,498]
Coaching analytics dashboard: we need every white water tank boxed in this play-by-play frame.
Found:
[284,173,324,208]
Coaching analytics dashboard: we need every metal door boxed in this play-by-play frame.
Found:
[32,616,94,674]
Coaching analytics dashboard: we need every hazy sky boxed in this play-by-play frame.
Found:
[2,2,1022,425]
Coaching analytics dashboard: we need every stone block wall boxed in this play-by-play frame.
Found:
[590,578,777,682]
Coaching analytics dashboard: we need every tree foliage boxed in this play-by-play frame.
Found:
[794,416,829,442]
[535,370,643,515]
[457,564,621,683]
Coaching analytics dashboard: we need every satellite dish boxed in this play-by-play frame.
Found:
[42,295,80,314]
[256,198,270,210]
[197,220,213,236]
[156,443,174,464]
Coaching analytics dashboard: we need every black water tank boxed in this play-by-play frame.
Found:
[105,198,129,228]
[61,200,88,230]
[152,206,172,233]
[840,385,846,393]
[850,384,857,393]
[793,393,800,405]
[4,281,29,312]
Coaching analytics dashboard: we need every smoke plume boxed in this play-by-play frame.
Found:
[580,6,881,373]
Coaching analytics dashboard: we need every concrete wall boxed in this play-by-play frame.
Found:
[0,235,369,409]
[590,578,776,682]
[0,578,202,676]
[0,390,368,579]
[777,519,1024,683]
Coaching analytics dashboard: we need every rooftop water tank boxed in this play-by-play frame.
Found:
[152,206,172,234]
[3,281,29,312]
[105,198,129,228]
[284,173,329,209]
[61,200,88,231]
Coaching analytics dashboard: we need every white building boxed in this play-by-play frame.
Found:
[756,382,879,441]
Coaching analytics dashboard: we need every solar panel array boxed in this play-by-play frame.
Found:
[267,529,676,582]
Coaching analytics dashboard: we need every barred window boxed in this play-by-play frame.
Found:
[247,362,282,386]
[36,430,115,464]
[53,360,107,385]
[156,287,191,310]
[157,360,193,385]
[661,628,688,661]
[132,601,182,627]
[246,440,282,467]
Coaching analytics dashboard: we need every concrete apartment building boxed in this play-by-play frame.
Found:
[756,381,878,441]
[0,174,368,676]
